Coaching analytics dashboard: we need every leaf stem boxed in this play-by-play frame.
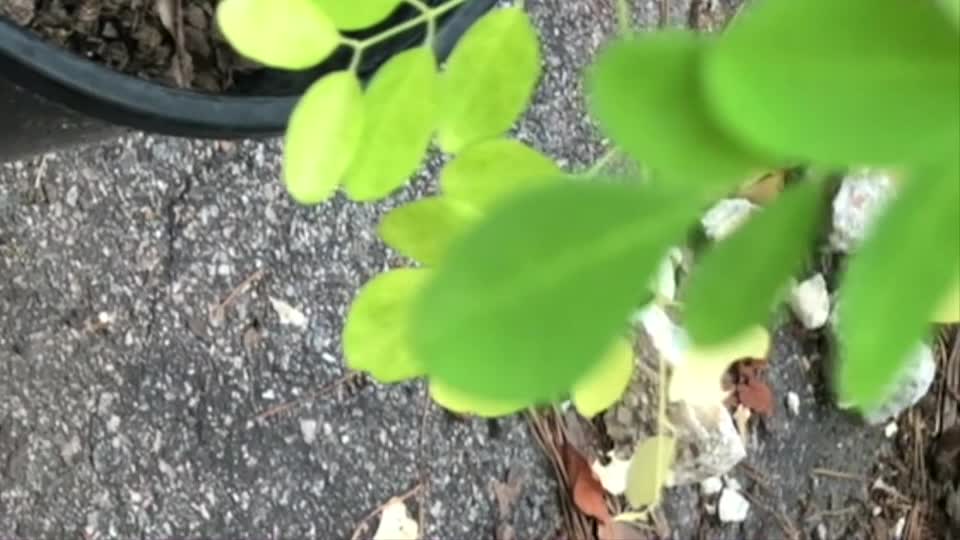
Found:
[616,0,631,35]
[407,0,436,46]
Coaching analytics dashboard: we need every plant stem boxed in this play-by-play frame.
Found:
[616,0,631,35]
[586,148,620,176]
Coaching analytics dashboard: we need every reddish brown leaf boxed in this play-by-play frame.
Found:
[737,378,774,416]
[562,443,611,524]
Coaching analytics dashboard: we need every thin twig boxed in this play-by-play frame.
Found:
[348,483,423,540]
[253,371,362,421]
[811,468,866,482]
[210,270,266,320]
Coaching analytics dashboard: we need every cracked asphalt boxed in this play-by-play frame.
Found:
[0,1,682,538]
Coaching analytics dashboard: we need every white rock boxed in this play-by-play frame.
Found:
[701,198,758,241]
[786,392,800,416]
[700,476,724,496]
[300,419,318,444]
[669,401,747,485]
[269,297,308,329]
[814,523,828,540]
[717,488,750,522]
[860,343,936,424]
[884,421,898,438]
[872,506,882,517]
[591,453,631,496]
[633,304,688,367]
[649,252,677,302]
[829,169,896,253]
[892,516,906,539]
[789,274,831,330]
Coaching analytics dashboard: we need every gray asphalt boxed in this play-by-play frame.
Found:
[0,1,642,538]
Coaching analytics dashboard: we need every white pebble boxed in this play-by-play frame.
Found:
[893,516,906,539]
[701,476,724,496]
[718,488,750,522]
[830,169,896,253]
[786,392,800,416]
[789,274,830,330]
[300,419,318,444]
[884,421,898,438]
[702,198,758,241]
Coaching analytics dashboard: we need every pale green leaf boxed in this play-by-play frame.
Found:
[685,181,824,345]
[283,71,364,204]
[428,379,527,417]
[441,139,561,211]
[933,278,960,323]
[378,197,477,266]
[703,0,960,165]
[588,32,767,189]
[344,47,437,201]
[343,269,429,383]
[317,0,402,30]
[942,0,960,28]
[437,7,541,153]
[669,326,770,407]
[838,164,960,408]
[572,338,635,418]
[217,0,340,69]
[626,435,676,508]
[412,181,699,403]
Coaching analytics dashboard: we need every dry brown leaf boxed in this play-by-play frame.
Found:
[492,469,524,518]
[733,360,775,416]
[563,443,611,524]
[738,170,786,205]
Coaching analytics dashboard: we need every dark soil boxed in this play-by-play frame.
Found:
[0,0,256,91]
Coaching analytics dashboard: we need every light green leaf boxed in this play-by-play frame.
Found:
[379,197,477,266]
[428,379,527,417]
[933,278,960,323]
[437,7,541,153]
[441,139,561,211]
[685,181,824,345]
[572,338,635,418]
[942,0,960,28]
[837,164,960,408]
[283,71,364,204]
[703,0,960,165]
[626,435,676,508]
[344,47,437,201]
[217,0,340,69]
[588,31,767,190]
[343,269,429,383]
[412,181,699,403]
[316,0,402,30]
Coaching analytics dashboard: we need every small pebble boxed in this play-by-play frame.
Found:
[884,421,898,438]
[700,476,723,496]
[786,392,800,416]
[814,523,828,540]
[892,516,906,539]
[300,419,318,444]
[717,488,750,522]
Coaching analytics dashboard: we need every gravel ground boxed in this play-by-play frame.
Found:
[0,1,663,538]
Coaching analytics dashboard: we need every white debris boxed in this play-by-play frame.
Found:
[814,523,828,540]
[300,419,318,444]
[61,435,82,462]
[860,343,936,424]
[591,453,631,496]
[872,506,883,517]
[632,304,688,367]
[649,252,677,302]
[829,168,896,253]
[786,392,801,416]
[701,198,758,241]
[669,402,747,485]
[700,476,724,496]
[892,516,906,539]
[717,487,750,522]
[789,274,831,330]
[269,297,308,329]
[373,498,419,540]
[884,421,898,438]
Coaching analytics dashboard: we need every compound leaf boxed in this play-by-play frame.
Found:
[704,0,960,165]
[571,338,635,418]
[441,139,561,211]
[284,71,364,204]
[317,0,402,30]
[588,31,767,190]
[344,47,437,201]
[343,269,429,383]
[685,181,824,345]
[217,0,340,69]
[437,7,541,153]
[379,197,477,266]
[412,181,698,404]
[837,164,960,408]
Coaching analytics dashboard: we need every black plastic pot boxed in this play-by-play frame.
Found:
[0,0,495,162]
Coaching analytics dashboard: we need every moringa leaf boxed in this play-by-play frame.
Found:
[571,338,635,418]
[412,181,699,404]
[703,0,960,165]
[625,435,676,508]
[441,139,561,211]
[837,164,960,408]
[588,31,768,190]
[284,71,365,204]
[316,0,402,30]
[437,7,541,153]
[685,181,824,345]
[217,0,340,69]
[378,197,477,266]
[344,47,437,201]
[343,268,429,383]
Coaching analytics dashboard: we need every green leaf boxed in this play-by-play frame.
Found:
[837,165,960,408]
[428,379,527,417]
[412,181,699,403]
[942,0,960,28]
[343,269,429,383]
[703,0,960,165]
[217,0,340,69]
[283,71,364,204]
[437,7,541,153]
[588,31,767,190]
[379,197,477,266]
[626,435,676,508]
[344,47,437,201]
[316,0,402,30]
[440,139,561,211]
[571,338,634,418]
[685,181,824,345]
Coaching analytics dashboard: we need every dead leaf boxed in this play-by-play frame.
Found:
[269,297,308,328]
[729,359,775,416]
[738,170,786,205]
[563,443,611,524]
[372,498,418,540]
[492,468,524,518]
